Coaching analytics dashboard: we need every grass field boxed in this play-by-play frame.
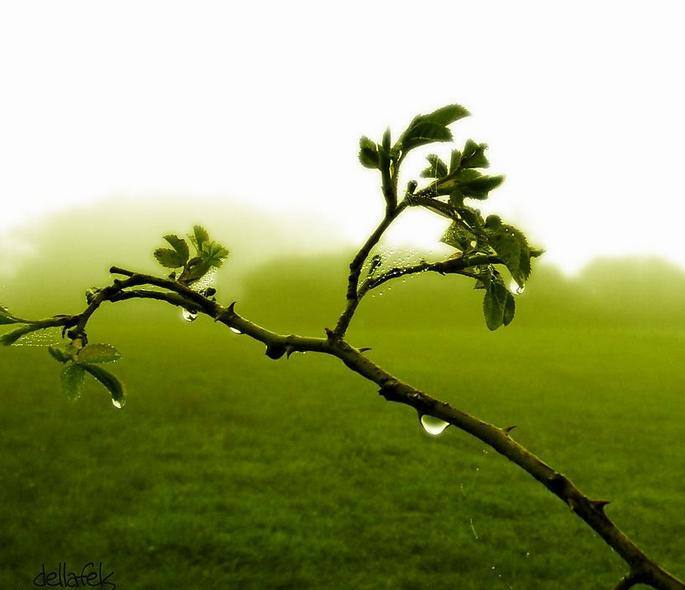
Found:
[1,284,683,589]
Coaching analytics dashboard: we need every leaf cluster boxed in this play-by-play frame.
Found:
[48,342,125,406]
[154,225,229,285]
[357,103,542,330]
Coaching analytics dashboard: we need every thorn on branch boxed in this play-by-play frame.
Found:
[591,499,611,513]
[378,380,401,401]
[215,301,237,323]
[503,425,517,435]
[548,472,567,494]
[265,342,287,360]
[359,347,372,353]
[285,346,296,358]
[613,571,645,590]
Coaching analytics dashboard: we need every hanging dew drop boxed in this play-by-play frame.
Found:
[509,280,525,295]
[419,414,450,436]
[181,308,197,322]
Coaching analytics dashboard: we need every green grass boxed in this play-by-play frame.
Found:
[0,303,683,589]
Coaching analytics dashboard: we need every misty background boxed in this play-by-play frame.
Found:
[1,2,684,587]
[2,198,684,333]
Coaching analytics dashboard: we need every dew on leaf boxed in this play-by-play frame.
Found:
[12,327,61,347]
[509,280,525,295]
[191,269,217,292]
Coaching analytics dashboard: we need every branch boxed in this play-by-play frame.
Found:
[362,254,495,293]
[615,572,646,590]
[334,201,407,337]
[20,265,682,589]
[345,202,407,298]
[336,253,511,336]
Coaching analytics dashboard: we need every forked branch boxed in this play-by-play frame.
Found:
[12,265,680,589]
[2,104,682,588]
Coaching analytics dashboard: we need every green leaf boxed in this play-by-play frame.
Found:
[61,363,86,401]
[485,214,502,229]
[421,154,448,178]
[48,343,78,363]
[458,173,504,200]
[82,364,126,408]
[179,257,212,284]
[415,198,454,219]
[190,225,210,251]
[448,189,464,207]
[154,248,186,269]
[200,240,229,268]
[381,128,391,153]
[449,150,462,174]
[456,205,484,229]
[460,139,489,169]
[434,169,488,197]
[77,343,121,364]
[485,224,532,287]
[400,122,452,152]
[0,324,45,346]
[421,104,470,126]
[359,136,379,169]
[163,235,189,264]
[441,222,476,251]
[483,281,508,331]
[0,306,23,325]
[503,291,516,326]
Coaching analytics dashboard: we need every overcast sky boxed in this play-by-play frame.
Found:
[1,1,683,272]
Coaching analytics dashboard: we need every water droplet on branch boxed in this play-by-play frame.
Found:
[112,398,125,409]
[230,327,242,334]
[181,309,197,322]
[419,414,450,436]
